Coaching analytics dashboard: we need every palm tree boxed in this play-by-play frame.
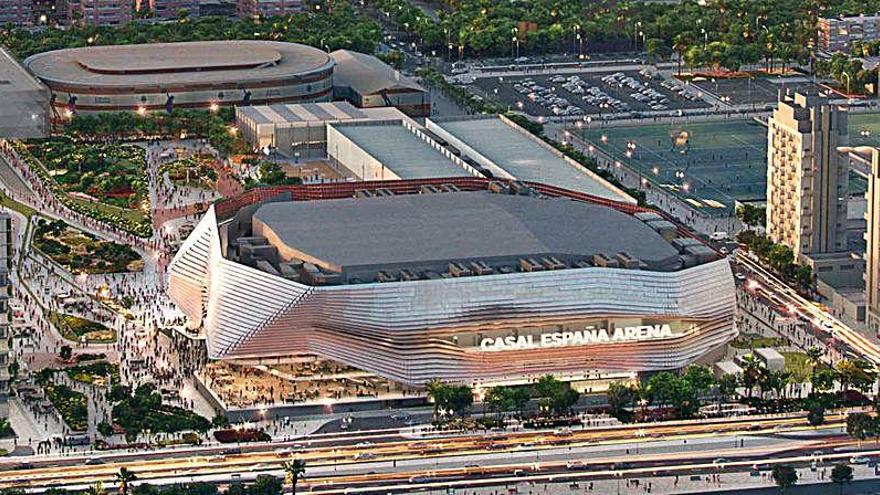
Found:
[115,467,137,495]
[87,481,105,495]
[425,378,446,420]
[740,355,765,399]
[806,347,823,376]
[282,458,306,494]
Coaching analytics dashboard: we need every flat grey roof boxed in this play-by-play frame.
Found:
[25,41,333,88]
[431,117,632,203]
[333,122,470,179]
[237,102,369,126]
[252,191,680,271]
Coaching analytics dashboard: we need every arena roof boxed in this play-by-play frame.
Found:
[251,191,680,274]
[330,122,471,179]
[24,41,334,88]
[330,49,425,96]
[427,116,635,204]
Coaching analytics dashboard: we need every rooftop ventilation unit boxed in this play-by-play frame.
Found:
[540,256,566,270]
[519,258,544,272]
[354,189,374,198]
[399,269,418,281]
[419,185,441,194]
[615,252,640,269]
[376,270,397,282]
[592,253,620,268]
[448,262,472,277]
[469,261,494,275]
[488,181,510,194]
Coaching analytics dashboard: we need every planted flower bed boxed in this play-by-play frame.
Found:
[214,428,270,443]
[45,383,88,432]
[33,219,142,274]
[48,311,116,343]
[159,155,218,189]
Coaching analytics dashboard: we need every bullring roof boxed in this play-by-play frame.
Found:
[24,40,334,88]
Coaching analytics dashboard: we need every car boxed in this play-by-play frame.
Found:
[821,320,834,330]
[850,455,871,464]
[513,469,526,477]
[735,272,747,281]
[554,428,573,436]
[353,452,376,460]
[356,441,374,447]
[713,458,730,465]
[85,458,105,465]
[709,231,729,241]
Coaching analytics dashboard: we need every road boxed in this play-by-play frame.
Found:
[736,250,880,365]
[0,409,861,492]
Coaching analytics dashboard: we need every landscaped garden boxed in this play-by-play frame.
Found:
[48,311,116,343]
[35,370,89,432]
[731,332,790,350]
[110,384,210,442]
[15,138,151,237]
[33,219,142,274]
[66,360,120,388]
[159,154,218,189]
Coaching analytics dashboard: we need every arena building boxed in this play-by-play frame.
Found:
[24,40,334,115]
[169,178,736,389]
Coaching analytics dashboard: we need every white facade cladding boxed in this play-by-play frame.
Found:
[170,204,737,388]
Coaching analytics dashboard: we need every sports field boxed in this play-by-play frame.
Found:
[576,119,767,215]
[575,115,875,216]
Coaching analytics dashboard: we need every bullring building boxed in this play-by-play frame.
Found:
[23,40,335,115]
[168,178,737,389]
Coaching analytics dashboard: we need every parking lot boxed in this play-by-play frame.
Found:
[474,69,709,117]
[686,75,830,107]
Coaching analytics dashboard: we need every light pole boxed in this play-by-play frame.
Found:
[842,71,852,96]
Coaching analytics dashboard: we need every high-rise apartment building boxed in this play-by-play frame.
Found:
[819,14,880,52]
[766,92,849,260]
[61,0,132,25]
[864,149,880,333]
[236,0,300,19]
[136,0,198,18]
[0,214,12,418]
[0,0,32,25]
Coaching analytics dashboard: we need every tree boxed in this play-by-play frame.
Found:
[250,475,283,495]
[531,375,579,416]
[771,464,798,493]
[509,387,531,416]
[86,482,105,495]
[740,355,766,399]
[59,345,72,361]
[116,467,137,495]
[806,405,825,427]
[606,381,637,415]
[484,386,513,418]
[846,412,875,445]
[281,458,306,494]
[717,373,739,402]
[831,463,854,495]
[425,378,447,420]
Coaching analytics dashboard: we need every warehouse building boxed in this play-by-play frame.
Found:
[330,49,430,117]
[235,101,413,158]
[326,120,479,180]
[427,115,635,204]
